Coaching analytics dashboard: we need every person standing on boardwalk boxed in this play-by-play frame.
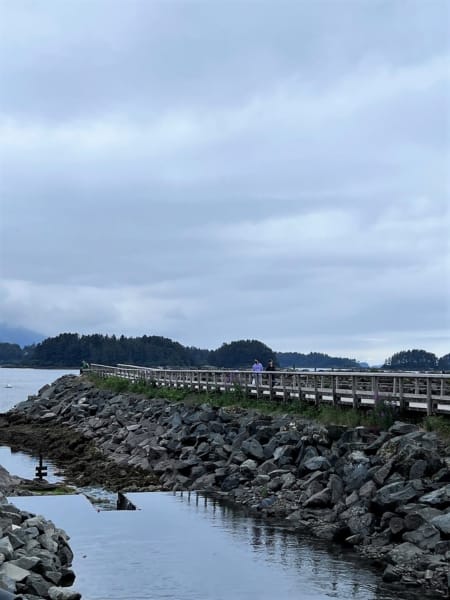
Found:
[252,359,263,384]
[265,359,276,388]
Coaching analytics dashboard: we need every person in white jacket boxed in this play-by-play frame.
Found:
[252,359,263,384]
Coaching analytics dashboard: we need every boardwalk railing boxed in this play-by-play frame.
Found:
[87,364,450,416]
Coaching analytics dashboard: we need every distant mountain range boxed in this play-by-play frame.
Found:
[0,323,45,347]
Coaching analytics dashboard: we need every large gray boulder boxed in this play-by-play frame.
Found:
[431,512,450,535]
[48,587,82,600]
[402,524,441,551]
[388,542,424,564]
[302,456,331,472]
[240,438,265,461]
[419,484,450,506]
[373,480,423,507]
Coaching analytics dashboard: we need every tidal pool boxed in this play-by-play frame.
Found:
[10,491,415,600]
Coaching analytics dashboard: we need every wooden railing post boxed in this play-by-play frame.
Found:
[372,376,379,408]
[314,374,319,407]
[427,378,433,416]
[281,373,287,403]
[352,376,359,409]
[398,377,405,412]
[331,375,337,406]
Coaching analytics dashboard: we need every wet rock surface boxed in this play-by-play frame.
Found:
[1,374,450,598]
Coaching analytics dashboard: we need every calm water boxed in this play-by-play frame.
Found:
[0,367,78,412]
[3,369,412,600]
[11,492,408,600]
[0,369,77,486]
[0,445,62,484]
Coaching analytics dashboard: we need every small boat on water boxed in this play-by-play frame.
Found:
[4,384,12,388]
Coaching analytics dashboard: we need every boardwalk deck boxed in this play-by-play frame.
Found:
[87,364,450,416]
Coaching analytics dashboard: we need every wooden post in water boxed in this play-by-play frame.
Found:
[35,453,47,481]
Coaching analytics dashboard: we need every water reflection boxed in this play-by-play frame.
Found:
[0,446,62,484]
[127,491,413,600]
[9,490,419,600]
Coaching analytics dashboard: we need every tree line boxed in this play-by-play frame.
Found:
[0,335,447,370]
[383,349,450,371]
[277,352,359,369]
[0,333,363,369]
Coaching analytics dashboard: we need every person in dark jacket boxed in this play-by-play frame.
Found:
[265,359,276,387]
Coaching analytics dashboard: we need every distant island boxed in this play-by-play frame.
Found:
[0,332,448,371]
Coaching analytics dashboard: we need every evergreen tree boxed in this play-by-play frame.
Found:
[438,353,450,370]
[384,349,438,370]
[277,351,359,369]
[210,340,275,368]
[0,342,23,364]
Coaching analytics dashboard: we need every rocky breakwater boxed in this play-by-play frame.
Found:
[3,374,450,597]
[0,468,80,600]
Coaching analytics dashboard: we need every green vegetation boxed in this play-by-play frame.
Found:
[277,351,360,369]
[424,416,450,441]
[9,332,446,371]
[383,349,440,371]
[438,353,450,370]
[90,374,189,402]
[4,333,279,368]
[371,397,399,430]
[87,374,449,434]
[25,484,77,496]
[27,332,199,368]
[0,342,25,365]
[211,340,275,368]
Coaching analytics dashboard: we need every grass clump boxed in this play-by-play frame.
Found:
[315,406,363,428]
[423,416,450,441]
[27,484,77,496]
[92,375,131,393]
[88,374,191,402]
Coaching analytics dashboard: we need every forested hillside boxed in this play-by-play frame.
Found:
[0,332,447,371]
[383,349,450,371]
[26,333,203,368]
[0,342,24,365]
[277,352,359,369]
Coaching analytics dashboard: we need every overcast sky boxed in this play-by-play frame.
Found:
[0,0,449,364]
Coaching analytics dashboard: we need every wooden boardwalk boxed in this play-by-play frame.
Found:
[88,363,450,416]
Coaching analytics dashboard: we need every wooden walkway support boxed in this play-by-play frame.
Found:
[87,364,450,416]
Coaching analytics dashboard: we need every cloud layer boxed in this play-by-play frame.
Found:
[1,1,449,363]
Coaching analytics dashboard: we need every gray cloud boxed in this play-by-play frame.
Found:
[0,0,449,364]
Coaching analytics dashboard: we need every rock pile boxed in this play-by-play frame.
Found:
[0,491,79,600]
[4,375,450,597]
